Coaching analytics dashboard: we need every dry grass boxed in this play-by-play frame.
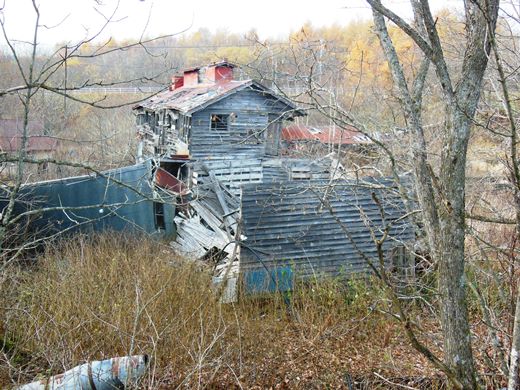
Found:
[0,234,448,389]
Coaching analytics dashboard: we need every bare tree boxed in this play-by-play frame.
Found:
[471,4,520,387]
[0,0,183,263]
[363,0,499,388]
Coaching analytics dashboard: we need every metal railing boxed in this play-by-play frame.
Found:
[69,86,164,94]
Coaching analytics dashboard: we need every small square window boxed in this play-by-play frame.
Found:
[210,114,229,131]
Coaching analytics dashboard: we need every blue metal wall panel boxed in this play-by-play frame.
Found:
[243,266,293,294]
[4,162,175,239]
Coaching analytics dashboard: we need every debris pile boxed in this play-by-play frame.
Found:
[170,164,242,288]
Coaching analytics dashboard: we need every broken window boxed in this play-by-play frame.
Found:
[177,116,185,140]
[154,201,165,230]
[136,113,146,125]
[153,114,160,134]
[210,114,229,131]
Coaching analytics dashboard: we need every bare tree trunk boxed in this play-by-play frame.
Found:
[480,9,520,388]
[435,108,478,389]
[509,291,520,390]
[0,0,40,251]
[367,0,499,388]
[437,193,477,389]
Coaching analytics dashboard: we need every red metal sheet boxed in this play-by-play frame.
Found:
[282,125,316,141]
[282,124,371,145]
[155,168,188,194]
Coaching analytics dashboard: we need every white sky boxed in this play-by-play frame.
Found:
[0,0,461,47]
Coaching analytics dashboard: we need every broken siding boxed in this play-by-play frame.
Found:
[240,179,413,283]
[171,172,241,279]
[191,157,334,196]
[136,110,187,158]
[193,158,264,196]
[189,88,292,159]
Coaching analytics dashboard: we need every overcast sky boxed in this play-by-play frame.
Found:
[0,0,462,47]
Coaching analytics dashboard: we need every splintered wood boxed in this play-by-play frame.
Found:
[170,167,241,300]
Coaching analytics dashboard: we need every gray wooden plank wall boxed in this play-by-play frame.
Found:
[189,89,291,159]
[240,179,413,279]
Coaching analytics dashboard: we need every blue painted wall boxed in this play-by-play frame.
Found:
[3,162,175,240]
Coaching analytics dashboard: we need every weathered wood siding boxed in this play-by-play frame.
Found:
[189,88,291,159]
[191,157,334,196]
[240,179,413,286]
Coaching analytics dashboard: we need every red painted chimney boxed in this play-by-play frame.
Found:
[206,61,235,83]
[173,62,235,89]
[170,75,184,91]
[183,69,199,87]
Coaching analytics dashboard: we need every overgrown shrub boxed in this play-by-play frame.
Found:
[1,233,449,388]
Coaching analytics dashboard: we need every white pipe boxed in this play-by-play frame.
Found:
[18,354,148,390]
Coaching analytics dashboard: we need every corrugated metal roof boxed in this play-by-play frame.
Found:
[282,124,372,145]
[135,80,304,116]
[240,179,413,281]
[136,80,250,113]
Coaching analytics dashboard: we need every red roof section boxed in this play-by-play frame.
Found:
[0,119,59,153]
[136,79,252,114]
[135,61,304,117]
[282,124,372,145]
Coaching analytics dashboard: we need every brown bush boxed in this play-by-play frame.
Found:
[0,233,447,389]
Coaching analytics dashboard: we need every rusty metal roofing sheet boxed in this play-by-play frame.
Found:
[135,80,304,116]
[155,167,188,194]
[282,124,372,145]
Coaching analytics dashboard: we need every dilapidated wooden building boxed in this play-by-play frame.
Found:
[134,61,303,161]
[134,61,414,298]
[2,61,412,298]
